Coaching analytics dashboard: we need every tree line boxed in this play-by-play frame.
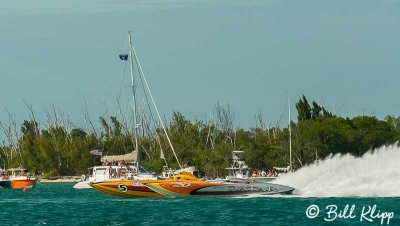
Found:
[0,96,399,177]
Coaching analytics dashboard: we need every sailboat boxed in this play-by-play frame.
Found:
[91,31,187,198]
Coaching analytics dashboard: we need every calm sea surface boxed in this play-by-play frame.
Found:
[1,183,399,226]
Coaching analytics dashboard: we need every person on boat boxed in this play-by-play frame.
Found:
[103,159,109,166]
[109,167,117,178]
[119,160,127,167]
[0,171,6,179]
[261,170,266,177]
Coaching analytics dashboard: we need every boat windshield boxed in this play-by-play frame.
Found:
[95,168,107,176]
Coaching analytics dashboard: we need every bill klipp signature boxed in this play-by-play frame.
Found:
[306,204,394,225]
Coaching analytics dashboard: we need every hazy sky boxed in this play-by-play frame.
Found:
[1,0,399,130]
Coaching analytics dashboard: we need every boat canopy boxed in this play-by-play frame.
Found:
[101,151,137,163]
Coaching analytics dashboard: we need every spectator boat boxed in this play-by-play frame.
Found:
[8,167,37,189]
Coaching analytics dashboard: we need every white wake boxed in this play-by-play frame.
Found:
[274,144,400,197]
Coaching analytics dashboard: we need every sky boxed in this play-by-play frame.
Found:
[0,0,399,131]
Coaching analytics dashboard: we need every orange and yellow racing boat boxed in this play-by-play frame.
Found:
[91,171,294,198]
[90,172,219,198]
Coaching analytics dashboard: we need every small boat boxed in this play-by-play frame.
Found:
[225,150,251,181]
[8,168,37,189]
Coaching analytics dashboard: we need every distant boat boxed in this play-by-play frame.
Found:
[206,150,282,183]
[225,150,252,182]
[7,167,37,189]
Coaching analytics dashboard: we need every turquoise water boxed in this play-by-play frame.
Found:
[1,183,399,226]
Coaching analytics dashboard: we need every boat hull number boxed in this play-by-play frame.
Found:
[118,184,128,192]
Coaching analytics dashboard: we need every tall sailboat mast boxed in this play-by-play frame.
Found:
[128,31,140,172]
[288,92,293,172]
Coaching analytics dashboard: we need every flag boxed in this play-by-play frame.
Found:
[90,149,103,157]
[119,54,128,61]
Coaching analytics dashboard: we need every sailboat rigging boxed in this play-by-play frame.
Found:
[126,31,182,172]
